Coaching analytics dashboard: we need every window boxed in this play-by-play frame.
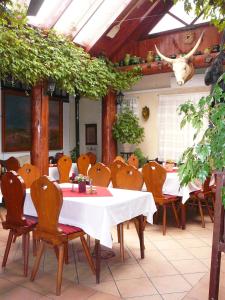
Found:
[158,92,208,162]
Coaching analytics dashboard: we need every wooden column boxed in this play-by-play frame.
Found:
[31,82,49,175]
[102,90,117,165]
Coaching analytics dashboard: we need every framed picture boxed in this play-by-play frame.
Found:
[85,124,97,145]
[2,90,32,151]
[2,90,63,151]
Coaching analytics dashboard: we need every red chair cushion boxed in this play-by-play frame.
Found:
[24,216,38,226]
[59,223,83,235]
[163,194,179,201]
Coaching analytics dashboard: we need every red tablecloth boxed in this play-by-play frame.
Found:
[62,186,113,197]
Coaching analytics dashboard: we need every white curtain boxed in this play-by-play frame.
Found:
[158,92,209,162]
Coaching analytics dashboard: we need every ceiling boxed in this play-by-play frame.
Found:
[13,0,208,59]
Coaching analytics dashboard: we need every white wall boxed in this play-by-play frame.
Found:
[79,97,102,162]
[0,89,76,160]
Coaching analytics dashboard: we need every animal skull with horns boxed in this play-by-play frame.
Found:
[155,32,204,86]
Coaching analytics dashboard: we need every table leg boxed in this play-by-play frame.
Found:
[181,203,186,230]
[138,215,145,259]
[95,239,101,284]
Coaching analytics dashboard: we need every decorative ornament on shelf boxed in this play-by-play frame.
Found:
[142,106,150,121]
[183,31,195,44]
[146,51,154,63]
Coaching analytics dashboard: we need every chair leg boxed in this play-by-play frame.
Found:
[32,231,37,257]
[23,233,30,277]
[117,225,121,243]
[118,223,125,262]
[80,236,96,274]
[30,241,45,281]
[126,220,130,229]
[171,201,180,227]
[134,218,140,238]
[64,242,69,265]
[197,199,205,228]
[163,205,167,235]
[56,244,64,296]
[205,199,214,222]
[87,234,91,248]
[2,229,14,268]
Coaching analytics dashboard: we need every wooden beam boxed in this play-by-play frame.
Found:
[31,82,49,175]
[102,90,117,165]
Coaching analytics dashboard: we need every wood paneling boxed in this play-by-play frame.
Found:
[112,24,221,63]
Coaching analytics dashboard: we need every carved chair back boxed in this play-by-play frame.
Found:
[116,165,143,191]
[127,154,139,169]
[88,163,111,187]
[57,155,72,183]
[109,160,127,188]
[77,154,90,176]
[18,163,40,188]
[86,152,97,166]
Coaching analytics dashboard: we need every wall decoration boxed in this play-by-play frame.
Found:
[2,90,63,152]
[85,124,97,145]
[142,106,150,121]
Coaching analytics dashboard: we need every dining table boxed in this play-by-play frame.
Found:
[24,183,157,283]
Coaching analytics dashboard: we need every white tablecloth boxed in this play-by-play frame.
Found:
[48,163,78,181]
[24,183,157,248]
[163,172,202,204]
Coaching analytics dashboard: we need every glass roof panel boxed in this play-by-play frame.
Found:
[54,0,103,36]
[73,0,132,48]
[150,13,184,35]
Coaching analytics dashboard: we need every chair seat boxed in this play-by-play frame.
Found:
[59,223,83,235]
[190,190,212,200]
[25,216,38,226]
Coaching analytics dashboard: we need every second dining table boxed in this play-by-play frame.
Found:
[24,183,157,283]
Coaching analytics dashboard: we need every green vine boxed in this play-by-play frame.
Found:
[0,3,141,98]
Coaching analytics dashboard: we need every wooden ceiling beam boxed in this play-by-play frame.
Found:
[89,0,173,59]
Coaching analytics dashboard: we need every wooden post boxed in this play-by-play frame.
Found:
[31,82,49,175]
[102,90,117,165]
[209,172,225,300]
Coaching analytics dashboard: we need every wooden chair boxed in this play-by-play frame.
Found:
[18,163,41,188]
[0,156,20,172]
[109,160,127,188]
[127,154,139,168]
[116,165,144,261]
[142,161,180,235]
[57,155,72,183]
[86,152,97,166]
[30,176,95,296]
[113,155,125,163]
[1,171,37,276]
[188,177,214,227]
[77,154,90,176]
[88,163,111,187]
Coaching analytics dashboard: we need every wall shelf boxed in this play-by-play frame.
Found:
[118,52,220,76]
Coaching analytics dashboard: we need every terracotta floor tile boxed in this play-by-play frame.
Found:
[0,285,46,299]
[188,247,212,259]
[88,291,121,300]
[171,259,208,274]
[86,280,120,297]
[162,292,188,300]
[183,273,206,286]
[141,260,178,277]
[177,239,208,248]
[116,278,157,298]
[131,249,167,265]
[110,262,146,280]
[125,295,163,300]
[46,284,97,299]
[151,275,192,294]
[152,240,183,250]
[160,248,194,261]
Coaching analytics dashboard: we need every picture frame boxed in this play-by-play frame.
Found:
[2,90,63,151]
[85,124,97,145]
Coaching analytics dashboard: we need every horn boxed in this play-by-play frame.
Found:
[154,45,174,64]
[184,32,204,59]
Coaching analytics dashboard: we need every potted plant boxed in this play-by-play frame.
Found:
[112,106,144,152]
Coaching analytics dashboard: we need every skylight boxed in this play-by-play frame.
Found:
[149,0,210,35]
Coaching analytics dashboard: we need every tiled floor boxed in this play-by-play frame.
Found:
[0,207,225,300]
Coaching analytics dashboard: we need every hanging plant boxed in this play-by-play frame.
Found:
[0,3,141,98]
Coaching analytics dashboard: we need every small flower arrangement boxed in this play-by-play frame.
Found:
[75,174,89,183]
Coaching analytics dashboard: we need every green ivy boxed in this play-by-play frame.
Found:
[177,74,225,206]
[0,3,141,98]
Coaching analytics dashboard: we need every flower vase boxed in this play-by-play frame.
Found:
[78,181,86,193]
